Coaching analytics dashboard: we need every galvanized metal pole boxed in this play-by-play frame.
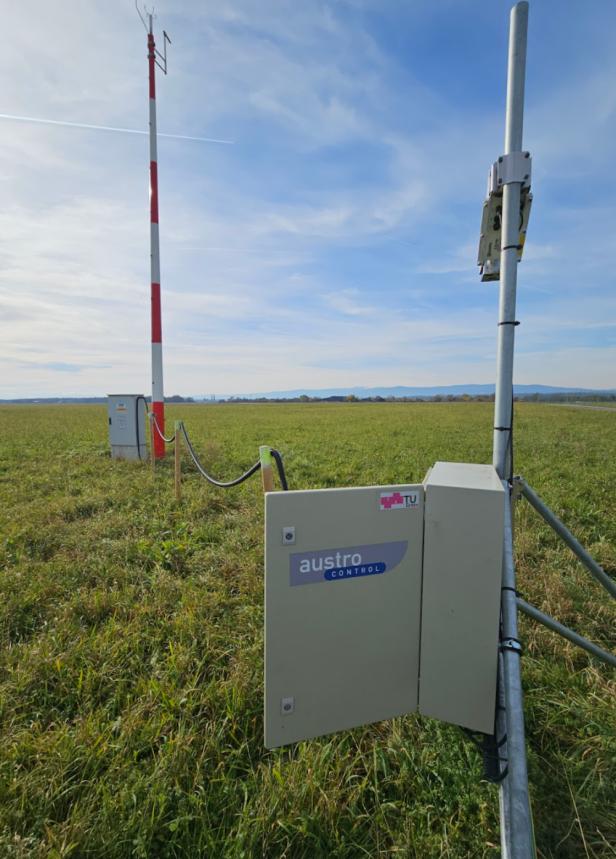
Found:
[496,651,512,856]
[493,5,535,858]
[147,15,166,459]
[501,490,535,858]
[493,2,528,477]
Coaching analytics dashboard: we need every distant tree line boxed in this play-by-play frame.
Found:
[215,392,616,404]
[218,394,497,403]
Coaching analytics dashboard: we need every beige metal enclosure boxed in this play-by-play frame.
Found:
[265,484,424,748]
[419,462,505,733]
[264,463,505,747]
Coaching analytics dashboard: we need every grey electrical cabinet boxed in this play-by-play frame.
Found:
[107,394,147,461]
[419,462,504,734]
[265,484,424,748]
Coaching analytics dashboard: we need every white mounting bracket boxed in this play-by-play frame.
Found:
[488,151,532,195]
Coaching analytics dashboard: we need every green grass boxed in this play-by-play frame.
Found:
[0,402,614,858]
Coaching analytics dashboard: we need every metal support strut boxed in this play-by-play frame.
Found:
[516,478,616,600]
[517,599,616,668]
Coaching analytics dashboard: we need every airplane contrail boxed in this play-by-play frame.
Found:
[0,113,234,144]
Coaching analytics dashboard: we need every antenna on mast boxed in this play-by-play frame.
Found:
[135,3,171,72]
[135,1,148,32]
[156,31,171,75]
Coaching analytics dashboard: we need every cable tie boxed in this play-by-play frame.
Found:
[498,320,520,326]
[494,426,511,432]
[502,243,522,251]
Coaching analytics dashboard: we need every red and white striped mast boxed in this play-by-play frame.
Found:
[138,4,170,459]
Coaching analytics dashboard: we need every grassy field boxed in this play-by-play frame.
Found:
[0,402,614,858]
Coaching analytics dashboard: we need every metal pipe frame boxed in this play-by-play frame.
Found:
[491,4,614,854]
[517,599,616,668]
[516,478,616,600]
[492,5,535,858]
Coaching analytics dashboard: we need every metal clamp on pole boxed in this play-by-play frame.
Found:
[501,637,523,656]
[491,152,532,189]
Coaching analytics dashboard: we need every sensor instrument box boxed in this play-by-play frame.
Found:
[107,394,146,461]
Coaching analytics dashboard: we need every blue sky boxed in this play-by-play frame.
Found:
[1,0,615,397]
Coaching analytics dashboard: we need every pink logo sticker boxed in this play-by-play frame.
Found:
[379,491,419,511]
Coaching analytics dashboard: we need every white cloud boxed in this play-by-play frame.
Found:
[322,289,375,316]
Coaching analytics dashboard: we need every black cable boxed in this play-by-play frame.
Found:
[135,395,149,461]
[460,728,508,783]
[177,423,290,491]
[180,423,262,487]
[270,448,289,490]
[508,392,515,483]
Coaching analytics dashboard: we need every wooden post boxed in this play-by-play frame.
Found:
[149,413,156,477]
[174,421,181,501]
[259,446,275,493]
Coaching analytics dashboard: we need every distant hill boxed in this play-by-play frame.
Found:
[227,384,616,400]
